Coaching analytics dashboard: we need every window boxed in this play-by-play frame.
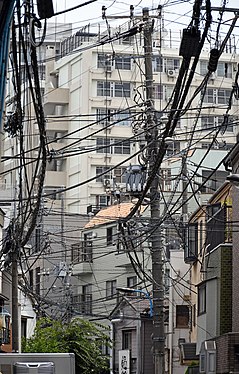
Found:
[218,89,231,104]
[21,318,27,339]
[114,167,126,183]
[107,227,113,245]
[114,110,131,126]
[154,84,163,100]
[205,203,230,252]
[192,304,196,327]
[82,233,93,262]
[153,56,163,72]
[97,53,112,69]
[164,85,174,101]
[115,82,131,97]
[97,81,111,97]
[218,115,234,132]
[95,108,131,126]
[106,280,116,299]
[154,84,174,101]
[164,58,180,72]
[165,140,180,156]
[164,269,170,295]
[217,62,232,78]
[95,195,108,207]
[113,139,130,154]
[71,238,92,263]
[35,227,42,253]
[176,305,189,328]
[201,116,215,130]
[203,88,214,103]
[96,138,130,154]
[96,138,111,153]
[122,330,132,350]
[115,55,131,70]
[96,166,111,182]
[97,81,131,98]
[198,283,206,315]
[200,61,208,76]
[72,292,92,314]
[29,270,33,290]
[188,223,198,257]
[160,169,172,191]
[202,89,231,104]
[199,221,204,256]
[82,284,92,314]
[127,276,137,289]
[35,267,40,295]
[71,242,81,263]
[200,61,232,78]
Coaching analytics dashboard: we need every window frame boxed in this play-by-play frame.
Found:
[106,227,113,246]
[97,81,131,98]
[176,305,189,328]
[106,279,117,299]
[122,330,133,350]
[115,55,131,70]
[198,283,206,315]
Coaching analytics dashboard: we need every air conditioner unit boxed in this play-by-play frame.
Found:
[167,69,176,77]
[103,178,111,187]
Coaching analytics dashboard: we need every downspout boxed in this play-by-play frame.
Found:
[110,315,123,374]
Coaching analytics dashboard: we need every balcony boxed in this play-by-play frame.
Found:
[46,116,69,132]
[45,171,66,187]
[44,88,69,105]
[72,262,93,275]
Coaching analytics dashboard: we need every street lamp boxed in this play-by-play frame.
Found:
[116,287,153,317]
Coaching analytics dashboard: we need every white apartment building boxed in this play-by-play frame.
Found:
[40,22,239,216]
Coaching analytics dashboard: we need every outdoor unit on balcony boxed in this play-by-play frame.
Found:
[167,69,176,77]
[103,178,112,187]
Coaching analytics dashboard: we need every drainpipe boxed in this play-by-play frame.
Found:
[110,315,123,374]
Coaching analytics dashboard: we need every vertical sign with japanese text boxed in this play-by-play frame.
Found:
[119,350,130,374]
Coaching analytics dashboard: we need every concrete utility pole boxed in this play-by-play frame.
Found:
[12,247,19,352]
[143,7,165,374]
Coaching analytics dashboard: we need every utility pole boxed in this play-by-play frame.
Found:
[12,247,19,352]
[143,7,165,374]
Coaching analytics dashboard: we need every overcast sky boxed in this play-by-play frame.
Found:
[51,0,239,35]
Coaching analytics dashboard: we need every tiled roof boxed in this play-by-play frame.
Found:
[84,203,138,229]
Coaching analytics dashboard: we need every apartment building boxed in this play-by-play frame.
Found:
[39,23,239,216]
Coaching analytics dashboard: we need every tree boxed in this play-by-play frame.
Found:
[22,317,111,374]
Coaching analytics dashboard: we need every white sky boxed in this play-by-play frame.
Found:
[51,0,239,35]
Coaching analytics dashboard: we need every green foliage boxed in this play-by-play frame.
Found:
[22,317,111,374]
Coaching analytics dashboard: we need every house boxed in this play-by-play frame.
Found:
[110,296,153,373]
[185,182,234,373]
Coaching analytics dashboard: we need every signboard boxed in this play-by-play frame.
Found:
[119,350,130,374]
